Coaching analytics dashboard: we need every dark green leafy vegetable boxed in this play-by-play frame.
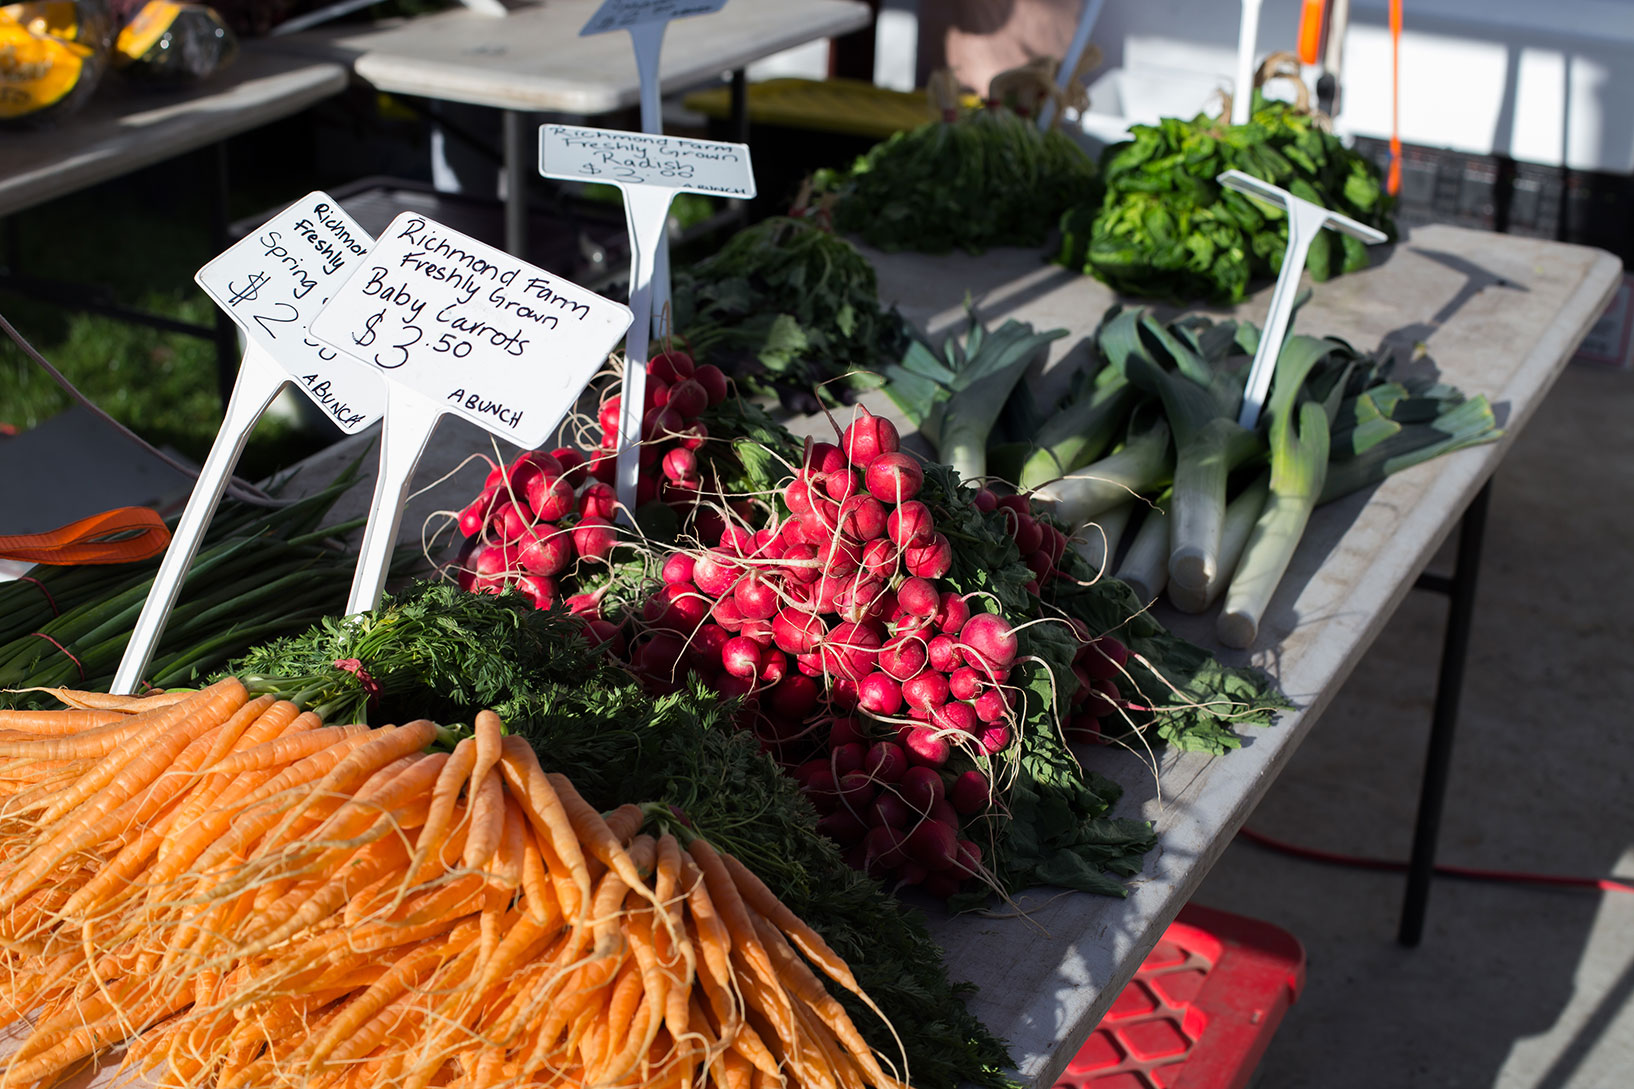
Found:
[812,104,1100,255]
[672,216,908,414]
[1059,95,1395,302]
[223,582,1015,1089]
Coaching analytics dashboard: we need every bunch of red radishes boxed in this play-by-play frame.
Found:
[448,349,729,610]
[622,406,1034,896]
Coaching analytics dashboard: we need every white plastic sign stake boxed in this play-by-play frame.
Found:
[1037,0,1104,131]
[1218,169,1387,430]
[541,123,754,515]
[110,194,382,695]
[309,212,633,615]
[580,0,730,331]
[1232,0,1264,126]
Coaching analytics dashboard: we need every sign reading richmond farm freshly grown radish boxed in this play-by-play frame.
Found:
[310,212,632,614]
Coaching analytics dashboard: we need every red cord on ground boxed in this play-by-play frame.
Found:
[1237,826,1634,896]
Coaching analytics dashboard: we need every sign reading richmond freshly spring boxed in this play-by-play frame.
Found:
[309,212,632,450]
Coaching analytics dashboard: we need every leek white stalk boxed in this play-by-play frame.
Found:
[1168,419,1262,591]
[1112,495,1171,603]
[1168,472,1270,614]
[1031,417,1172,529]
[1218,400,1331,649]
[1071,501,1134,574]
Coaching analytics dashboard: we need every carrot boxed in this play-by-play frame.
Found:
[0,676,243,763]
[6,687,191,713]
[687,839,780,1006]
[548,771,662,914]
[207,722,374,779]
[460,764,504,873]
[158,701,305,860]
[405,738,476,888]
[605,802,646,846]
[496,737,591,922]
[0,681,249,910]
[306,940,447,1072]
[0,708,126,734]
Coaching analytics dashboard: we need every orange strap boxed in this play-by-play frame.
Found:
[1297,0,1326,66]
[1388,0,1403,197]
[0,507,171,566]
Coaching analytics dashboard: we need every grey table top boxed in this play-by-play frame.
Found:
[266,0,873,114]
[0,46,348,219]
[275,224,1621,1088]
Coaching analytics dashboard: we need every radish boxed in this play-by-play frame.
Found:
[634,632,686,681]
[597,394,622,438]
[935,592,971,634]
[721,636,763,680]
[898,765,945,812]
[864,452,924,503]
[933,700,980,736]
[513,574,557,611]
[784,478,813,517]
[550,446,587,483]
[830,742,865,776]
[953,839,983,876]
[903,534,953,579]
[838,495,888,541]
[886,501,935,549]
[973,488,998,513]
[1083,636,1129,680]
[710,596,745,631]
[805,441,849,476]
[905,818,959,871]
[733,575,780,621]
[996,493,1031,517]
[824,468,861,503]
[691,551,740,597]
[949,770,991,815]
[979,724,1012,754]
[888,604,934,642]
[972,689,1010,724]
[947,666,983,702]
[863,825,908,870]
[768,674,818,719]
[818,621,883,682]
[1024,549,1052,580]
[717,524,756,556]
[869,792,913,829]
[792,759,828,789]
[578,482,617,521]
[693,362,728,405]
[830,676,861,707]
[644,377,670,410]
[901,671,949,711]
[926,633,962,672]
[900,726,949,767]
[959,611,1018,677]
[675,421,709,451]
[828,716,864,748]
[842,407,900,469]
[1085,678,1121,719]
[689,623,731,669]
[472,541,518,579]
[662,447,699,484]
[864,741,907,783]
[895,577,939,618]
[836,770,877,813]
[1009,511,1044,556]
[564,591,603,618]
[857,672,903,716]
[666,378,708,419]
[781,542,822,584]
[1065,714,1103,745]
[571,516,617,563]
[800,767,838,813]
[661,552,696,586]
[878,636,927,681]
[457,490,498,538]
[527,475,576,522]
[582,618,625,655]
[771,607,825,654]
[648,348,694,383]
[518,531,573,578]
[860,537,898,579]
[490,500,532,543]
[661,584,710,628]
[796,652,824,678]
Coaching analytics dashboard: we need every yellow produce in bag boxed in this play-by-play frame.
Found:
[0,0,113,123]
[114,2,236,86]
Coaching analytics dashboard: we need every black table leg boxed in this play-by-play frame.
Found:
[1398,478,1494,946]
[502,109,531,258]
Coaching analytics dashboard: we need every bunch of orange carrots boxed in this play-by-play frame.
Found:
[0,678,908,1089]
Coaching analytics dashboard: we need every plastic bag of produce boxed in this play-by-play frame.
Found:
[112,1,236,86]
[0,0,114,125]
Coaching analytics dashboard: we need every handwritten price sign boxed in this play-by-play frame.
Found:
[579,0,727,34]
[310,213,633,450]
[540,124,754,198]
[195,193,383,434]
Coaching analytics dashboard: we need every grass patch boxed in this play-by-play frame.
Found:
[1,162,338,480]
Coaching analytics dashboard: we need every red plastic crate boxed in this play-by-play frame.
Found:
[1056,904,1306,1089]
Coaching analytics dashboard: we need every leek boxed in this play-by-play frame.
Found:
[883,307,1067,483]
[1015,366,1137,490]
[1320,389,1501,503]
[1217,344,1338,649]
[1112,491,1172,603]
[1071,501,1134,575]
[1167,472,1270,614]
[1030,410,1173,530]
